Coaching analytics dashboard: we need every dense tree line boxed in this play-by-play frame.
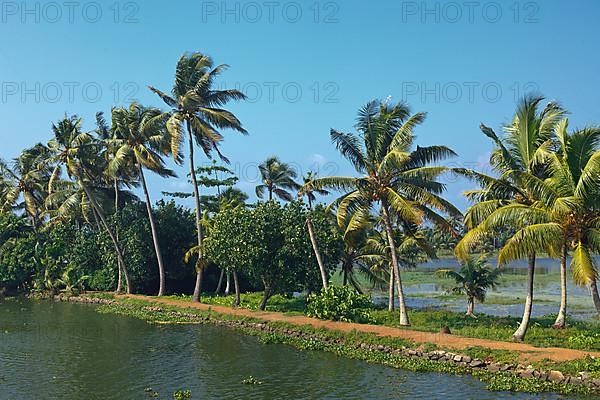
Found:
[1,51,600,343]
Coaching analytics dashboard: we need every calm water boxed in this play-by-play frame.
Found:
[0,299,569,400]
[386,257,600,321]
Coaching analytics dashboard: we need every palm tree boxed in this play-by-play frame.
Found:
[437,254,501,317]
[0,144,52,230]
[95,111,138,292]
[309,100,461,326]
[299,171,330,289]
[110,103,175,296]
[456,95,566,340]
[473,120,600,327]
[338,227,370,293]
[360,227,430,311]
[46,115,132,294]
[150,52,247,302]
[256,156,301,201]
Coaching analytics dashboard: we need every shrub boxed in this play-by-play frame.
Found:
[568,333,600,350]
[306,285,373,323]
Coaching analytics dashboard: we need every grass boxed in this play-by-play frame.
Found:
[370,308,600,350]
[165,292,306,314]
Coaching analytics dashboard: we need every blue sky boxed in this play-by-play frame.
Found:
[1,0,599,210]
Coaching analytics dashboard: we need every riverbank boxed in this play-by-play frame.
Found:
[65,293,600,396]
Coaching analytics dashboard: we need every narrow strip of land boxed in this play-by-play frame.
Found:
[121,294,600,363]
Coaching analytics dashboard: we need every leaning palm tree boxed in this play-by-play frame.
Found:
[46,115,132,294]
[0,144,52,230]
[150,52,247,302]
[299,171,330,288]
[456,95,566,340]
[110,103,175,296]
[95,111,139,292]
[309,100,461,326]
[437,254,501,317]
[256,156,301,201]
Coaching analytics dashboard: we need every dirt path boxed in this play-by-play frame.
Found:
[121,294,600,363]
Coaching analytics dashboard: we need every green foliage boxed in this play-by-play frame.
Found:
[436,254,501,305]
[172,390,191,400]
[241,376,263,385]
[182,292,306,313]
[205,200,342,308]
[568,333,600,350]
[306,285,373,323]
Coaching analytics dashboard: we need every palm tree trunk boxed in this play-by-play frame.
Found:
[589,279,600,316]
[233,270,241,307]
[187,121,204,303]
[82,184,131,294]
[306,217,328,289]
[215,269,225,294]
[553,245,568,328]
[138,165,166,297]
[513,253,535,341]
[388,264,395,312]
[113,180,123,293]
[381,200,410,326]
[466,296,476,318]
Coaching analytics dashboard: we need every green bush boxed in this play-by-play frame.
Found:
[306,285,373,323]
[568,333,600,350]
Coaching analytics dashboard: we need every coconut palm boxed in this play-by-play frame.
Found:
[256,156,301,201]
[150,52,247,302]
[361,227,430,311]
[437,254,501,317]
[455,95,566,340]
[46,115,132,294]
[0,144,52,230]
[309,100,461,326]
[95,111,139,292]
[473,121,600,326]
[299,171,330,288]
[110,103,175,296]
[338,227,370,293]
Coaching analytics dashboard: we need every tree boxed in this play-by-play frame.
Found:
[299,171,330,288]
[472,120,600,327]
[309,100,460,326]
[204,201,341,310]
[150,52,247,302]
[256,156,300,201]
[46,115,133,294]
[360,227,429,311]
[110,103,175,296]
[455,95,566,340]
[204,207,252,306]
[436,254,501,317]
[0,144,52,230]
[95,111,138,292]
